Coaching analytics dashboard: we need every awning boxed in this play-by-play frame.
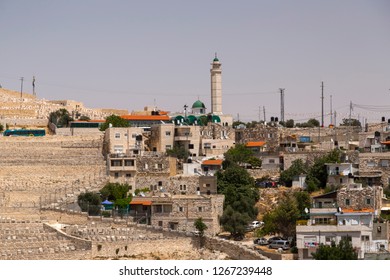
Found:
[130,200,152,206]
[101,200,113,205]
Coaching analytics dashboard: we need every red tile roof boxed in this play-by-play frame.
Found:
[202,159,223,166]
[246,141,266,147]
[130,200,152,206]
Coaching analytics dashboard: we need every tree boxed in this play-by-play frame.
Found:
[280,159,307,187]
[307,118,320,127]
[77,192,102,216]
[194,217,208,237]
[166,144,190,160]
[312,238,358,260]
[217,165,259,239]
[270,195,300,237]
[100,182,132,217]
[223,144,254,167]
[99,115,129,131]
[79,115,91,121]
[293,191,311,215]
[260,193,304,238]
[340,118,361,127]
[285,119,295,128]
[49,108,74,127]
[305,149,341,192]
[219,205,251,240]
[0,123,3,132]
[246,156,262,168]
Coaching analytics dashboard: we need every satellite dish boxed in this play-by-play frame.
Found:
[338,207,342,213]
[304,208,309,214]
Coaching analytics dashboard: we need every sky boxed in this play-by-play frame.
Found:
[0,0,389,124]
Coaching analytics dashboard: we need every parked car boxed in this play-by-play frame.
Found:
[250,221,264,229]
[267,236,284,243]
[268,240,291,250]
[253,237,268,245]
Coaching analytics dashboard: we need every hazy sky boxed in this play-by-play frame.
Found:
[1,0,389,124]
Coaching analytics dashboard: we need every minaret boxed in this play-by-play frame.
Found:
[210,53,222,115]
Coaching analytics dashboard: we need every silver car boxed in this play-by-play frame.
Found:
[268,240,291,250]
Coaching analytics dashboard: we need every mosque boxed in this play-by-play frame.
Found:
[172,55,233,127]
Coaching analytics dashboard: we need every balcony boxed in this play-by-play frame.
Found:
[109,159,136,171]
[296,223,372,233]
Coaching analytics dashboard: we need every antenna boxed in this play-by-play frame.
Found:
[321,81,324,127]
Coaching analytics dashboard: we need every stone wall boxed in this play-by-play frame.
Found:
[247,169,280,179]
[135,175,199,194]
[359,152,390,185]
[337,185,383,211]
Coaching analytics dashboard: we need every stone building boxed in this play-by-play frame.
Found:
[199,123,235,157]
[129,194,224,235]
[296,184,385,260]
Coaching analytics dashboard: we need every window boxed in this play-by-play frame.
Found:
[165,131,171,136]
[125,173,131,178]
[341,236,352,242]
[345,199,350,206]
[366,198,371,205]
[325,236,336,243]
[165,145,172,150]
[144,163,148,169]
[158,221,163,227]
[314,218,332,225]
[198,207,203,212]
[361,235,370,241]
[367,161,376,167]
[156,163,163,170]
[154,205,163,213]
[178,206,184,212]
[158,181,162,186]
[124,160,134,166]
[115,132,121,139]
[113,145,124,153]
[188,144,194,149]
[381,160,389,167]
[179,185,187,191]
[114,172,119,178]
[111,160,122,166]
[269,159,275,164]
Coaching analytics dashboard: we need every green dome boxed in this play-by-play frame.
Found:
[213,57,219,62]
[192,100,206,109]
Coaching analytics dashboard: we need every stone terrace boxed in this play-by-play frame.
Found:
[0,218,91,260]
[0,135,108,217]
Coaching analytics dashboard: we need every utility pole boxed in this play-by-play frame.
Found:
[280,88,285,123]
[321,81,324,127]
[258,106,261,123]
[330,94,333,126]
[346,101,353,150]
[263,106,266,124]
[20,77,24,100]
[32,76,36,96]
